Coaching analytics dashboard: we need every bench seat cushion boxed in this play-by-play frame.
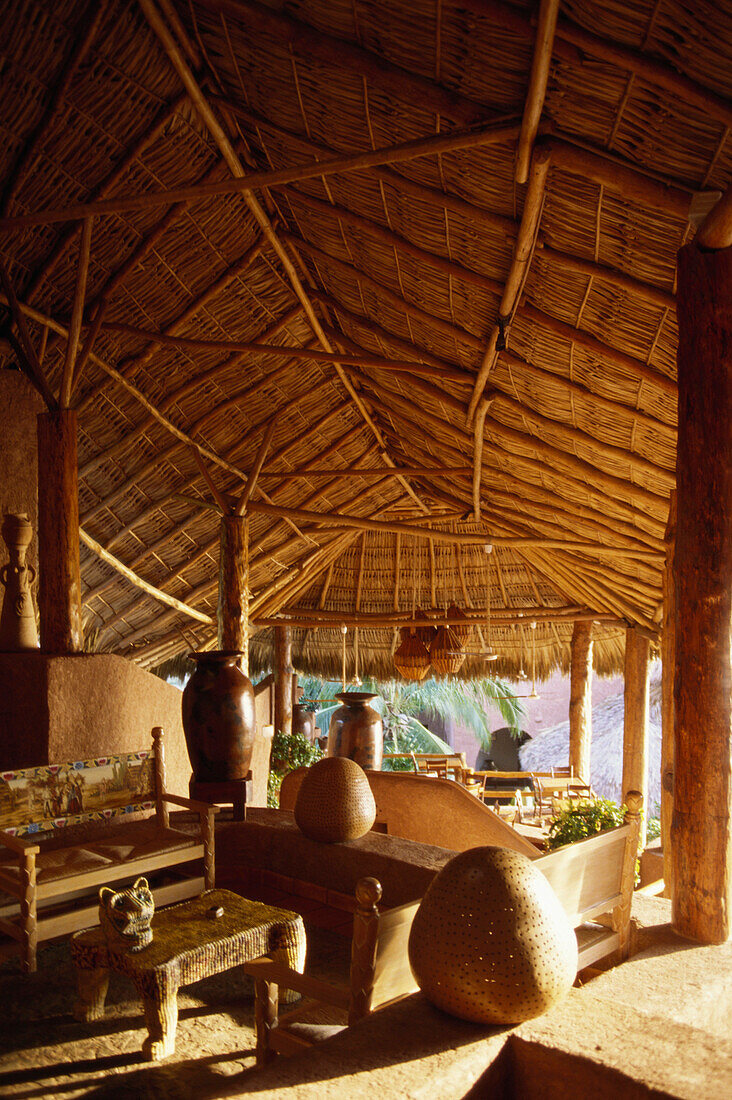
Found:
[0,821,200,890]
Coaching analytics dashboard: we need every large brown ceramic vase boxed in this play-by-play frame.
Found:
[181,651,256,782]
[292,702,316,742]
[327,692,383,770]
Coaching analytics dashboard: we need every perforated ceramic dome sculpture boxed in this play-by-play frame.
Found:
[408,846,577,1024]
[294,756,376,843]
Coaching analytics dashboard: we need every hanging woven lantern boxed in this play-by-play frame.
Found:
[415,609,437,649]
[446,602,471,644]
[393,627,431,682]
[430,625,465,676]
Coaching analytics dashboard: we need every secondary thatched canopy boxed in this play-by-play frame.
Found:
[1,0,728,678]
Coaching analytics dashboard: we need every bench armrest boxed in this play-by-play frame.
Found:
[161,793,221,814]
[0,830,39,856]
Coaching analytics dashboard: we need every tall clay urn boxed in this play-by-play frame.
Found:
[181,651,256,782]
[0,513,38,651]
[327,692,383,770]
[292,702,316,742]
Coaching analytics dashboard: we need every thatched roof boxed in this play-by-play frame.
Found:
[1,1,727,677]
[519,668,662,809]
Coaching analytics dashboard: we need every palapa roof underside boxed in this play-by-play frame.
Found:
[0,0,728,678]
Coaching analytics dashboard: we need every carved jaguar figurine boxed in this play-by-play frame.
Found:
[99,877,155,952]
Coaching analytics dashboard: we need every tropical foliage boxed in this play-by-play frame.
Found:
[297,673,523,757]
[547,798,625,850]
[267,727,323,808]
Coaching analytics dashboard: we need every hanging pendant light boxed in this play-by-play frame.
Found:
[430,625,465,676]
[393,626,431,681]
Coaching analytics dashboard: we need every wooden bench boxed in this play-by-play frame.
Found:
[0,726,216,972]
[242,793,642,1063]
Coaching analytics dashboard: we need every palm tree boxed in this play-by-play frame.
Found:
[297,673,523,756]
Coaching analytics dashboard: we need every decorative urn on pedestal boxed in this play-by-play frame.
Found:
[327,691,383,770]
[0,512,38,651]
[181,651,256,782]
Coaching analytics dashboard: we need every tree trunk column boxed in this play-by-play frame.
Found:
[672,241,732,944]
[661,492,676,897]
[274,623,292,736]
[37,410,83,653]
[622,626,650,852]
[568,620,593,782]
[218,514,249,672]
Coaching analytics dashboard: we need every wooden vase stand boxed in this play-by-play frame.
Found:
[189,774,252,821]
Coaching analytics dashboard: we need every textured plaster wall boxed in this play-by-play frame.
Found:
[0,652,190,793]
[0,370,43,578]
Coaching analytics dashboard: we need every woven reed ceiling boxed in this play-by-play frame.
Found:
[0,0,729,678]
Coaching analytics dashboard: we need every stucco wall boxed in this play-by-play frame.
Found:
[0,652,189,793]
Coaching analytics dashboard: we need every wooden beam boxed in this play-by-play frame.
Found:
[253,611,623,629]
[243,499,662,555]
[274,623,293,736]
[237,417,278,515]
[59,216,93,408]
[137,0,429,517]
[37,411,83,653]
[218,514,249,665]
[622,626,650,851]
[80,529,213,624]
[516,0,560,184]
[0,263,57,410]
[0,120,522,230]
[214,96,517,238]
[95,319,473,381]
[569,621,593,782]
[258,466,473,479]
[661,491,676,898]
[672,235,732,944]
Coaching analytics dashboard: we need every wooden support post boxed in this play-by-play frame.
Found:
[274,623,293,737]
[36,410,83,652]
[569,621,593,783]
[622,626,650,852]
[218,514,249,671]
[661,492,676,897]
[672,232,732,944]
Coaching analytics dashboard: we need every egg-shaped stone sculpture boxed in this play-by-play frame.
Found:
[408,846,578,1024]
[294,756,376,843]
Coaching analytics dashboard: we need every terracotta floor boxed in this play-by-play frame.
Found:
[0,919,350,1100]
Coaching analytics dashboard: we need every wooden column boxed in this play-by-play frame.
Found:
[661,492,676,896]
[36,410,83,652]
[218,514,249,672]
[274,623,293,736]
[568,620,593,782]
[622,626,650,852]
[672,235,732,944]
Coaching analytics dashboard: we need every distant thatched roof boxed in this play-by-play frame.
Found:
[2,1,724,678]
[519,667,662,809]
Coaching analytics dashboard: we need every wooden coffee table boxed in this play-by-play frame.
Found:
[71,889,306,1061]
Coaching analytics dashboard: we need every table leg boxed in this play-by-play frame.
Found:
[74,966,110,1023]
[140,976,179,1061]
[254,978,278,1067]
[272,930,306,1005]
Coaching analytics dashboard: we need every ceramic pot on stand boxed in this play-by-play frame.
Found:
[327,692,383,770]
[181,651,256,782]
[292,702,316,742]
[0,512,38,651]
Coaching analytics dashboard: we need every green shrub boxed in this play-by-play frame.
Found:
[547,798,625,851]
[268,729,323,808]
